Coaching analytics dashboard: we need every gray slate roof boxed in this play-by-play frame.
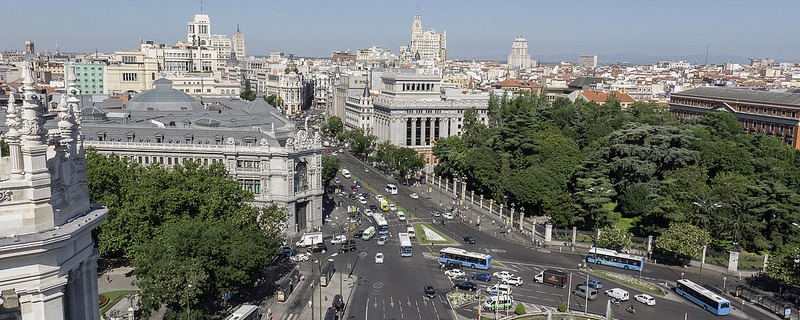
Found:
[675,87,800,107]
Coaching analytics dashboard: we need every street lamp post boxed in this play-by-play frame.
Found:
[510,203,515,231]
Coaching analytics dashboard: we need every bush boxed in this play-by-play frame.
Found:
[514,303,526,315]
[558,302,567,312]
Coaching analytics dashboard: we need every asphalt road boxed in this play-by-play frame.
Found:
[328,151,770,320]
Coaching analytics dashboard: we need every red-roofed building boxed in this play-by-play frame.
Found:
[491,79,542,95]
[568,90,636,108]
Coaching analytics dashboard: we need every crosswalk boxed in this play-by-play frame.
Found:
[276,314,299,320]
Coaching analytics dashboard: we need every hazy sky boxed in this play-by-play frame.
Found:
[7,0,799,62]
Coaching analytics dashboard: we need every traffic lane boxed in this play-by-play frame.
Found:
[345,230,455,320]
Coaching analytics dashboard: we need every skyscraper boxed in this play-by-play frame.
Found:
[232,24,246,60]
[187,14,211,46]
[579,55,598,68]
[507,36,532,69]
[410,11,446,63]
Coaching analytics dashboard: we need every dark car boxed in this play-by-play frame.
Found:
[424,285,436,298]
[430,210,442,217]
[442,261,461,271]
[311,243,328,253]
[361,192,371,199]
[454,281,478,291]
[463,236,476,244]
[340,240,357,252]
[332,294,345,311]
[369,205,378,211]
[276,246,294,258]
[352,230,364,239]
[472,273,492,282]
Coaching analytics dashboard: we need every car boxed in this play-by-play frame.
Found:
[354,181,362,188]
[361,192,371,199]
[310,243,327,253]
[634,293,656,306]
[277,246,294,258]
[445,269,466,278]
[377,235,388,246]
[442,261,461,271]
[472,273,492,282]
[334,178,341,185]
[502,276,524,286]
[443,212,454,220]
[463,236,476,244]
[364,168,370,173]
[430,210,442,217]
[493,271,516,280]
[364,208,374,217]
[331,235,347,245]
[290,253,310,262]
[340,240,357,252]
[410,192,419,199]
[332,294,345,311]
[454,281,478,291]
[424,285,436,298]
[357,196,367,204]
[396,211,406,221]
[388,204,397,211]
[352,230,364,239]
[375,253,384,264]
[375,195,384,201]
[369,205,378,211]
[584,278,603,289]
[331,151,338,156]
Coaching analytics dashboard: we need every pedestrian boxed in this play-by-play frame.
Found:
[106,275,111,283]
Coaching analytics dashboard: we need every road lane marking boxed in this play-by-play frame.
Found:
[365,297,369,320]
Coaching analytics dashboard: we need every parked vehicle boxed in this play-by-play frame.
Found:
[295,232,323,248]
[534,269,569,289]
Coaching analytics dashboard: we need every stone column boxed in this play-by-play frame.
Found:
[571,227,577,251]
[728,251,740,272]
[470,190,474,204]
[545,223,553,244]
[410,117,416,146]
[461,180,467,200]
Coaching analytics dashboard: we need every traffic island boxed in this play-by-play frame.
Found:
[413,222,456,245]
[590,269,669,296]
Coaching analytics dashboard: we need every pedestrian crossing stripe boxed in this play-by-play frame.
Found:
[279,313,298,320]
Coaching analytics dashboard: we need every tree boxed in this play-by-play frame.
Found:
[132,218,273,316]
[0,139,8,156]
[88,152,269,259]
[393,147,425,182]
[324,116,344,138]
[573,177,617,229]
[240,79,256,101]
[616,183,654,219]
[264,94,277,105]
[596,226,633,251]
[765,244,800,284]
[341,128,376,159]
[321,155,341,185]
[655,222,710,259]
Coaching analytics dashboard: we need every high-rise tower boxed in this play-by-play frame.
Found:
[187,14,211,46]
[507,36,532,69]
[409,10,446,63]
[232,24,246,60]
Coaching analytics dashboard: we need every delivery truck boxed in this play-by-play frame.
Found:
[534,269,569,289]
[295,232,323,248]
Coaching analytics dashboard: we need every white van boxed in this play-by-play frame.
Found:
[485,283,513,295]
[482,295,513,311]
[362,226,376,240]
[385,183,398,195]
[604,288,629,301]
[341,169,351,179]
[406,226,416,239]
[573,285,598,301]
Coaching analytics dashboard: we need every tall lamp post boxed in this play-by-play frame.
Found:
[510,203,515,231]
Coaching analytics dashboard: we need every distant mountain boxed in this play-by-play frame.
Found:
[462,53,761,65]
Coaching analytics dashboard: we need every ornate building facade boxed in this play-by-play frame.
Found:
[0,63,108,319]
[507,36,532,69]
[409,12,446,63]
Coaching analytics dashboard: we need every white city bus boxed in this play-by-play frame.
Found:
[373,213,389,235]
[398,232,413,257]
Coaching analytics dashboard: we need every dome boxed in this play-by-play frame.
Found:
[126,78,204,112]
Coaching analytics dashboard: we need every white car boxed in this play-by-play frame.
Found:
[634,293,656,306]
[502,276,523,286]
[375,195,384,201]
[290,253,309,262]
[364,208,374,217]
[375,253,384,264]
[410,193,419,199]
[396,211,406,221]
[357,196,367,204]
[331,235,347,245]
[444,269,466,278]
[388,204,397,211]
[443,212,454,220]
[493,271,516,280]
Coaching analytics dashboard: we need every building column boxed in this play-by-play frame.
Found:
[410,117,417,146]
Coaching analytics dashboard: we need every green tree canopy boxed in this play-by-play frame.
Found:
[596,226,633,251]
[324,116,344,138]
[321,154,341,185]
[656,222,710,259]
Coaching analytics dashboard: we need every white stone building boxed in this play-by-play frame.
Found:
[410,12,446,63]
[0,63,108,319]
[507,36,532,69]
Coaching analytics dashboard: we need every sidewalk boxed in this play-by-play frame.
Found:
[265,269,358,320]
[97,266,154,319]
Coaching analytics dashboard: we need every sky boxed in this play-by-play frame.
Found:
[6,0,799,64]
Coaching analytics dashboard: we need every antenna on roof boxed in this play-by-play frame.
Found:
[200,0,203,13]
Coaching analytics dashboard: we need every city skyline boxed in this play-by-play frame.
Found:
[6,0,799,63]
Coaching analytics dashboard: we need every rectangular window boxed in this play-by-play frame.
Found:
[122,56,137,63]
[122,73,138,82]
